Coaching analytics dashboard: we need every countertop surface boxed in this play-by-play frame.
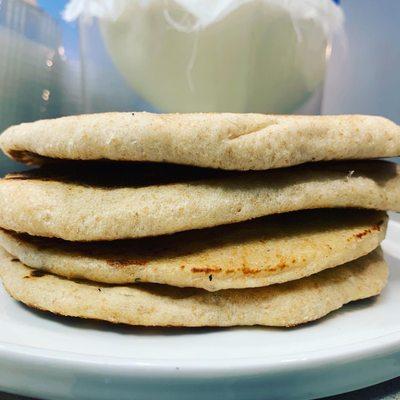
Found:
[1,376,400,400]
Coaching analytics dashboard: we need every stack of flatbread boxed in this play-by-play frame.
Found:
[0,113,399,327]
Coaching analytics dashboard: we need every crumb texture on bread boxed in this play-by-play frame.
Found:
[1,113,400,170]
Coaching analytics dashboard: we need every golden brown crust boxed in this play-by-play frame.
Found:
[0,209,387,290]
[1,112,399,170]
[0,247,388,327]
[0,161,398,240]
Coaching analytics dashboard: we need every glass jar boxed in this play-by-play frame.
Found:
[66,0,343,115]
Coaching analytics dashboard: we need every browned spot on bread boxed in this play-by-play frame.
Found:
[353,229,371,240]
[11,258,19,262]
[7,150,46,165]
[268,261,288,273]
[277,261,288,270]
[191,267,222,274]
[30,270,46,278]
[5,172,32,180]
[180,265,185,270]
[241,267,262,275]
[374,220,384,230]
[107,259,148,267]
[353,220,384,240]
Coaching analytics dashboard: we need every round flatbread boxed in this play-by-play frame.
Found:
[0,161,398,241]
[0,248,388,327]
[0,209,387,291]
[1,113,399,170]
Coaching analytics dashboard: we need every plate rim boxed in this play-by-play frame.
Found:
[0,329,400,377]
[0,218,399,377]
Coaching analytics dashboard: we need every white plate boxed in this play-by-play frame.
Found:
[1,216,400,400]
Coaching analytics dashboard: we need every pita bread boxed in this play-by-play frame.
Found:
[1,113,399,170]
[0,247,387,327]
[0,161,398,241]
[0,209,387,291]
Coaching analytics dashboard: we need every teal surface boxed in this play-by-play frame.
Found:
[1,377,400,399]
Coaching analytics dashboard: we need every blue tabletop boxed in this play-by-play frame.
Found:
[1,376,400,399]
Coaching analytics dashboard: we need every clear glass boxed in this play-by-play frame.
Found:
[0,0,82,171]
[78,0,338,115]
